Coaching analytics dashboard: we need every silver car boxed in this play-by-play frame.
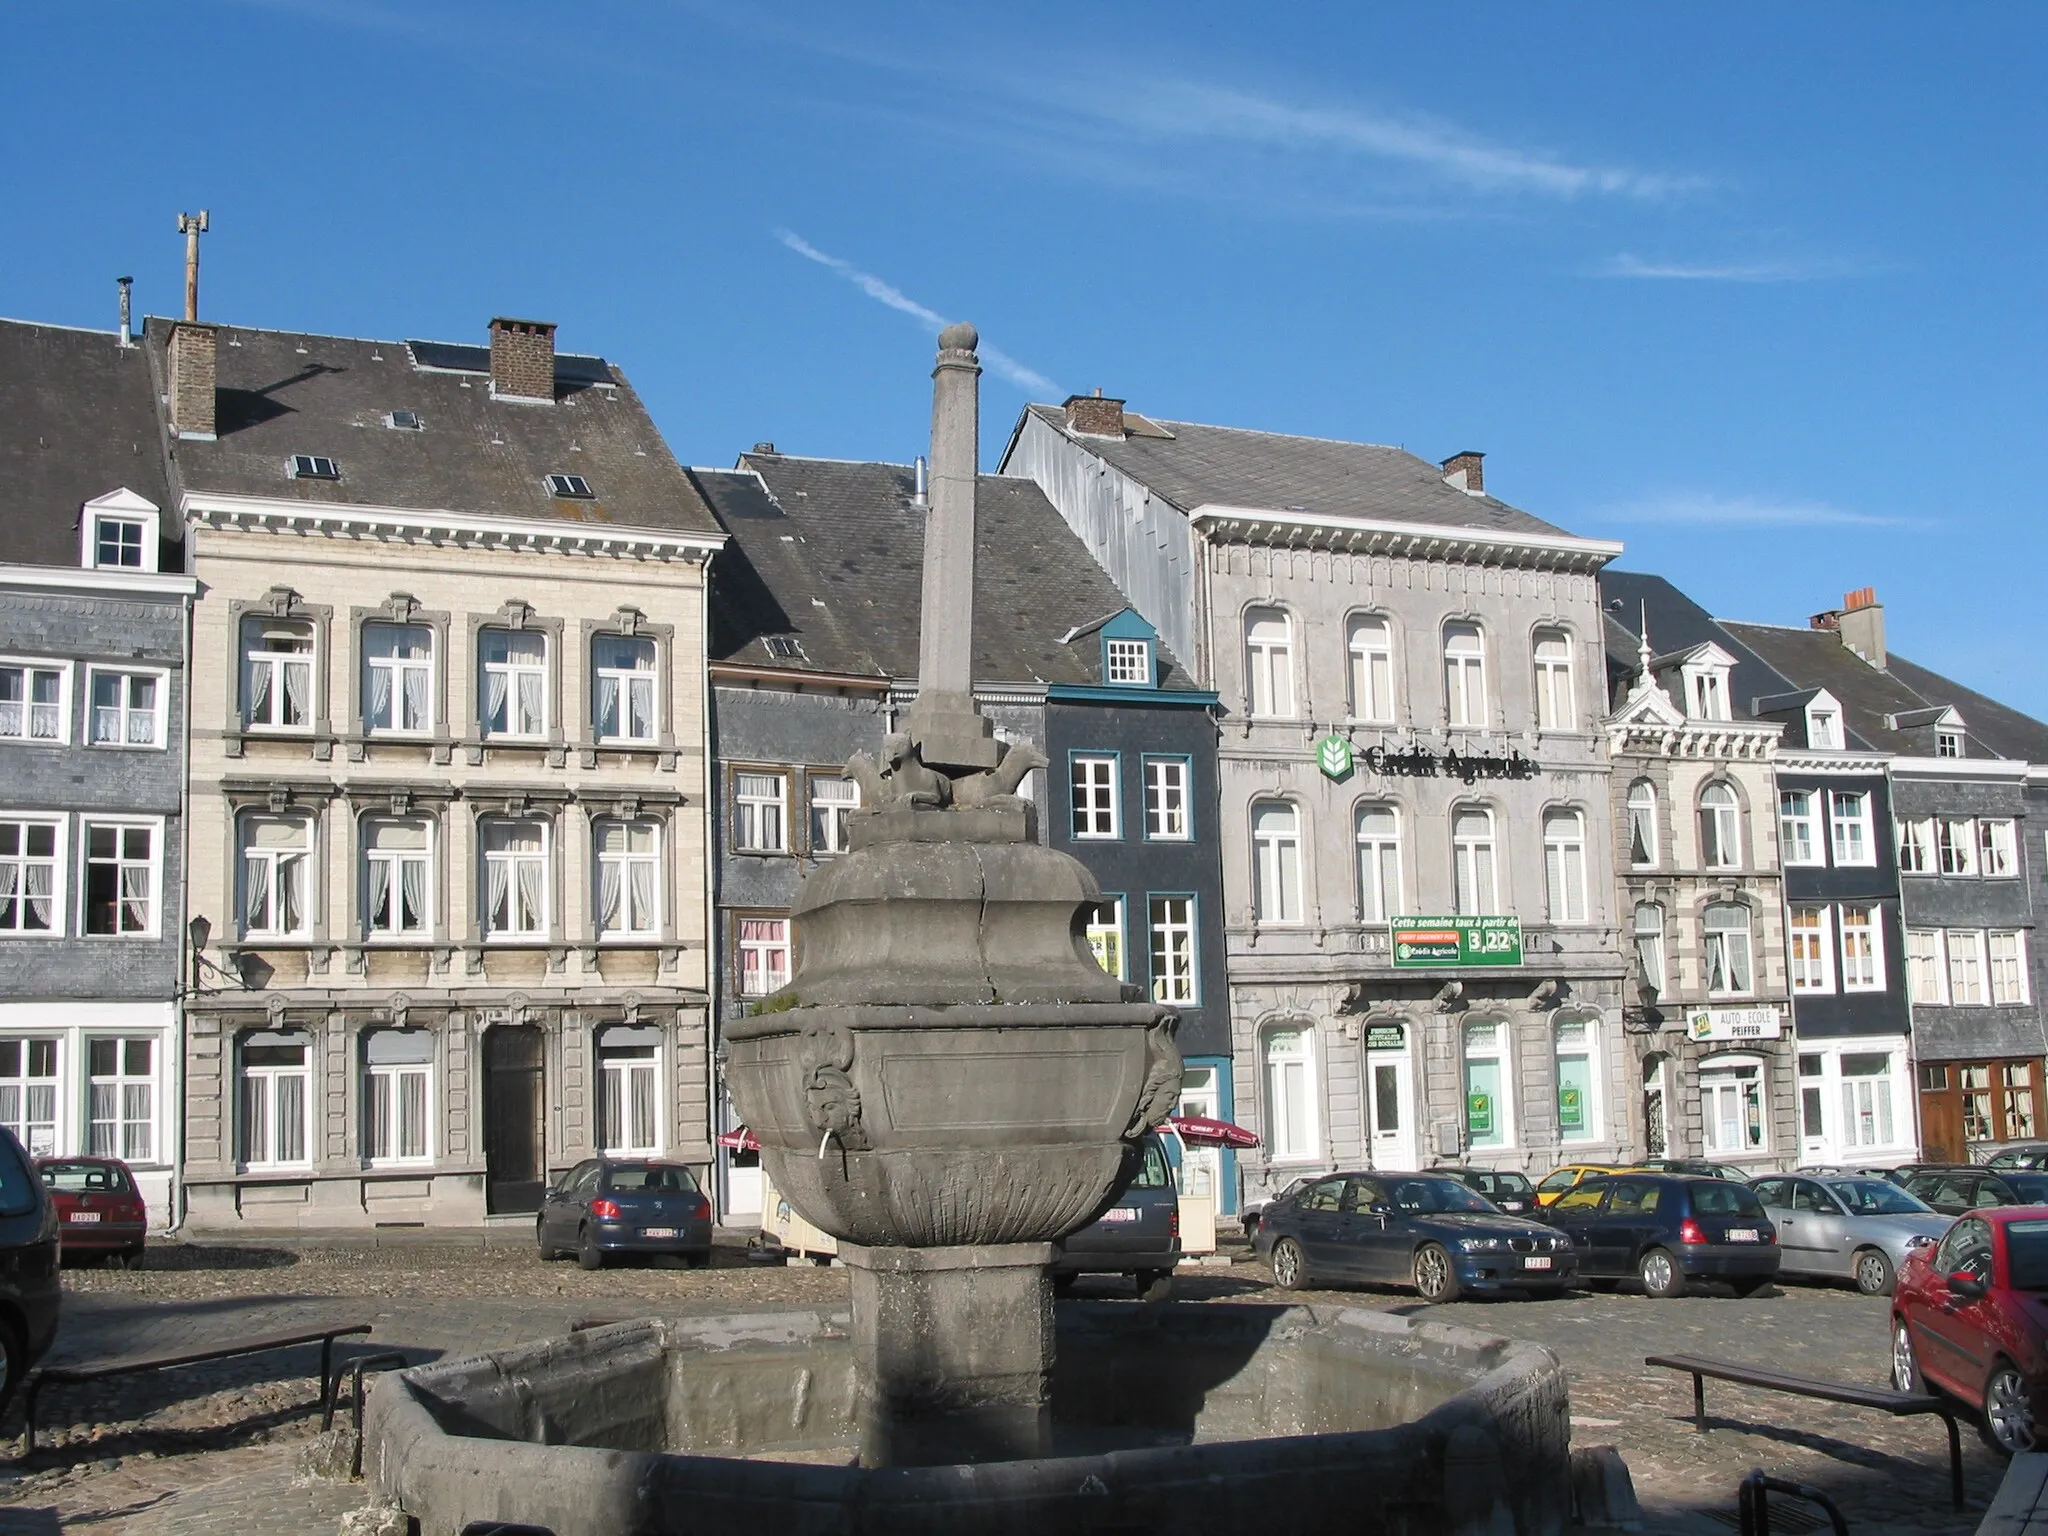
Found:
[1751,1173,1950,1296]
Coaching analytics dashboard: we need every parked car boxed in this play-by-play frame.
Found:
[1634,1159,1753,1183]
[1054,1133,1180,1300]
[1440,1167,1539,1216]
[1985,1144,2048,1171]
[1238,1175,1312,1241]
[1903,1167,2048,1216]
[35,1157,147,1266]
[1255,1170,1576,1303]
[536,1158,712,1270]
[1892,1208,2048,1453]
[1544,1174,1779,1298]
[0,1128,60,1407]
[1533,1163,1634,1207]
[1750,1173,1949,1295]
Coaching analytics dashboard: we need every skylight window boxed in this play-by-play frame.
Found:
[290,455,340,481]
[546,473,593,499]
[764,636,803,660]
[387,410,423,431]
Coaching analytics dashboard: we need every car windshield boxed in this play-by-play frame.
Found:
[1389,1178,1494,1215]
[603,1165,698,1194]
[1825,1179,1929,1215]
[39,1161,133,1194]
[1689,1181,1765,1218]
[2007,1174,2048,1203]
[2008,1219,2048,1289]
[0,1133,38,1218]
[1481,1172,1534,1196]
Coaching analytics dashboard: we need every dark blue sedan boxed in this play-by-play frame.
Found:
[1253,1171,1576,1302]
[537,1159,713,1270]
[1543,1174,1779,1298]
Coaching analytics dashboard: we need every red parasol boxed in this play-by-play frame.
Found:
[1164,1115,1260,1149]
[715,1126,761,1152]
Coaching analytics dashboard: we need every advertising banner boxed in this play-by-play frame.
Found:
[1391,916,1524,968]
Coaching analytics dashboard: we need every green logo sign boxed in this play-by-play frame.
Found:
[1390,916,1524,968]
[1558,1085,1583,1130]
[1467,1092,1493,1135]
[1316,733,1354,780]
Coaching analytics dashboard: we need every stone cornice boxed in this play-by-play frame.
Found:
[1188,503,1622,572]
[1604,716,1781,761]
[183,492,725,561]
[0,562,197,598]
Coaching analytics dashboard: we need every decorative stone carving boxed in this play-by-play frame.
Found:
[845,733,951,811]
[950,739,1047,812]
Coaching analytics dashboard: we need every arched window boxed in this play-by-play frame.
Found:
[1443,623,1487,728]
[363,622,434,734]
[1244,609,1294,718]
[1633,902,1666,994]
[1463,1020,1511,1149]
[1347,615,1395,723]
[1704,902,1754,996]
[241,617,314,732]
[1627,780,1659,869]
[1555,1016,1598,1143]
[362,1028,433,1164]
[1642,1053,1672,1159]
[595,820,661,939]
[1700,1054,1767,1155]
[1533,628,1574,731]
[480,819,550,938]
[363,817,432,938]
[1451,806,1497,915]
[1262,1027,1316,1161]
[1251,801,1302,924]
[1542,808,1587,924]
[1354,804,1402,923]
[1699,782,1741,870]
[240,812,313,938]
[598,1024,663,1156]
[238,1030,311,1169]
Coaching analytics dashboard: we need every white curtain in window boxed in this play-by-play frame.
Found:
[599,853,622,929]
[246,661,271,723]
[366,857,391,929]
[399,855,425,929]
[367,662,394,728]
[402,665,428,730]
[400,1070,427,1158]
[484,666,509,730]
[487,848,511,929]
[517,854,544,930]
[276,1073,306,1163]
[595,673,620,737]
[631,1068,656,1150]
[627,858,653,928]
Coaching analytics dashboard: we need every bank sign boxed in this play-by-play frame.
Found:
[1390,916,1524,969]
[1686,1006,1784,1043]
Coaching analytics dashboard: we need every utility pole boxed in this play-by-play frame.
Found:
[176,210,209,321]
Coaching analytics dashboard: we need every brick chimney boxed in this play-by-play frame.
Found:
[1064,390,1126,438]
[1441,451,1485,494]
[489,317,557,404]
[166,321,218,439]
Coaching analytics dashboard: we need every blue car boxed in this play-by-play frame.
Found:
[0,1127,60,1406]
[537,1158,713,1270]
[1544,1174,1779,1298]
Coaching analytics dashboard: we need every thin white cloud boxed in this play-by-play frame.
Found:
[1599,493,1909,529]
[1598,252,1879,283]
[774,231,1061,396]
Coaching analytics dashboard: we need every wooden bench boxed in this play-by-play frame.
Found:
[21,1323,371,1454]
[1646,1352,1964,1511]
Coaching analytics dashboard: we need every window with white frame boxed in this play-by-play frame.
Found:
[1779,790,1819,866]
[1980,819,2018,878]
[1354,804,1402,923]
[0,1040,58,1156]
[1906,928,1947,1004]
[87,669,163,747]
[592,634,658,743]
[1243,609,1294,718]
[1840,905,1884,992]
[1704,902,1754,996]
[596,820,660,938]
[1789,907,1834,994]
[1463,1020,1511,1149]
[1555,1017,1597,1142]
[1542,808,1588,924]
[239,1031,311,1168]
[1807,706,1841,749]
[1897,817,1933,874]
[1346,615,1395,722]
[1149,896,1197,1005]
[1627,781,1659,869]
[1251,801,1302,924]
[1948,930,1988,1005]
[480,819,549,937]
[1443,623,1487,728]
[363,622,433,734]
[1938,817,1977,876]
[1688,665,1732,722]
[733,772,788,853]
[1262,1027,1316,1161]
[0,661,67,742]
[1532,629,1575,731]
[83,821,155,936]
[598,1026,662,1155]
[1070,756,1119,839]
[87,1038,154,1162]
[1829,791,1873,866]
[479,628,547,738]
[1991,931,2030,1005]
[1452,805,1498,915]
[1699,783,1741,869]
[240,813,313,938]
[1143,758,1190,840]
[1700,1057,1766,1154]
[362,1029,432,1163]
[363,818,431,937]
[1105,636,1151,685]
[1634,902,1666,994]
[0,819,61,933]
[809,776,860,855]
[1084,898,1125,979]
[1937,728,1963,758]
[93,516,146,569]
[1839,1051,1897,1150]
[737,916,790,996]
[241,619,314,731]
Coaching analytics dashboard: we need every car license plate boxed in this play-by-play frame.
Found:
[68,1211,100,1224]
[1726,1228,1759,1243]
[1522,1255,1551,1270]
[1100,1207,1139,1223]
[642,1227,676,1239]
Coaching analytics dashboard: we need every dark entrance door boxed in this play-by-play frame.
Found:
[485,1026,546,1214]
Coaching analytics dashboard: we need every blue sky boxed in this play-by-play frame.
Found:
[6,4,2038,712]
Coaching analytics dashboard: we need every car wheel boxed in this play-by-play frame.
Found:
[1853,1248,1896,1297]
[1983,1361,2036,1455]
[578,1225,606,1272]
[1892,1318,1924,1393]
[1639,1247,1687,1299]
[1414,1243,1462,1304]
[536,1218,555,1261]
[0,1321,21,1417]
[1270,1238,1308,1291]
[1135,1270,1173,1303]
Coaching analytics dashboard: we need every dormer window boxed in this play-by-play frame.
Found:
[1686,666,1731,721]
[94,518,144,569]
[1938,729,1963,759]
[1105,637,1151,685]
[1808,707,1840,750]
[290,455,340,481]
[78,489,162,574]
[546,473,593,499]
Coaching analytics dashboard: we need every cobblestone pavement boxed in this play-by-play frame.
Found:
[0,1236,2009,1533]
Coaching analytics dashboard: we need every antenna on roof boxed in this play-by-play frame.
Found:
[176,210,209,321]
[912,456,928,508]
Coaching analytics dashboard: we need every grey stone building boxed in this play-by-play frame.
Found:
[691,452,1224,1219]
[0,317,197,1225]
[1003,403,1631,1206]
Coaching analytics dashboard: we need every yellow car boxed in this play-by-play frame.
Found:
[1533,1163,1634,1207]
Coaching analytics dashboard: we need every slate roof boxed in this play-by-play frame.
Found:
[694,454,1198,691]
[1599,571,1798,725]
[1015,404,1579,540]
[0,319,177,569]
[144,318,720,537]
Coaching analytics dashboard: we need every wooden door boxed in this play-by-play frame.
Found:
[1919,1075,1963,1165]
[484,1026,546,1214]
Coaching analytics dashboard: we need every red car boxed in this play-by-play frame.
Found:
[1891,1207,2048,1453]
[35,1158,148,1265]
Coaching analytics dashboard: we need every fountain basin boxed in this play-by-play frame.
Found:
[367,1302,1573,1535]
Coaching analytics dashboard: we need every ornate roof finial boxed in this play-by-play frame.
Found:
[1637,601,1654,687]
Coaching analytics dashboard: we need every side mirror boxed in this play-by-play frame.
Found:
[1948,1272,1989,1300]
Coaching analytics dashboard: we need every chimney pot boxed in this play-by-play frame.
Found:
[489,317,557,403]
[1836,587,1886,669]
[752,442,778,455]
[166,320,218,439]
[1064,392,1126,439]
[117,277,133,348]
[1441,451,1485,494]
